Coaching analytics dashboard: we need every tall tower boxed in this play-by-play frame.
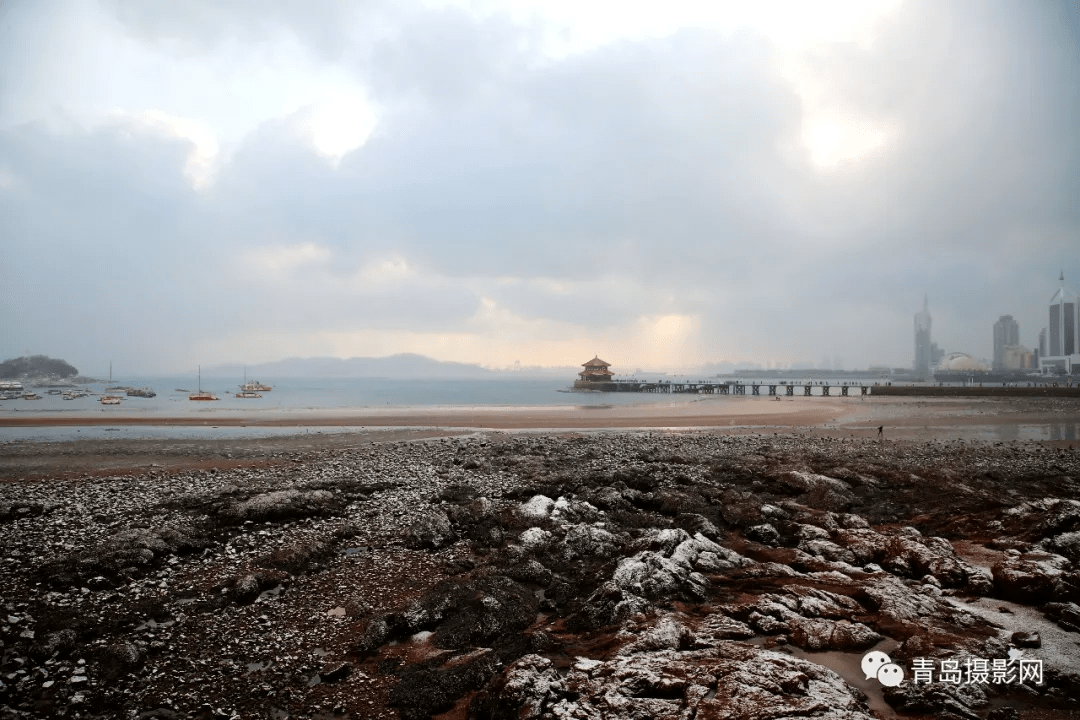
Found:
[992,315,1019,370]
[1048,271,1078,357]
[914,295,933,379]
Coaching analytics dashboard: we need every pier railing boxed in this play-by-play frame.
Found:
[576,381,871,396]
[574,381,1080,397]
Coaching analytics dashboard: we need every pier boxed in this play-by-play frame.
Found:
[576,380,1080,398]
[574,358,873,396]
[579,381,871,396]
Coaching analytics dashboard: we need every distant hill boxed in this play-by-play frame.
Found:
[0,355,78,379]
[205,353,498,379]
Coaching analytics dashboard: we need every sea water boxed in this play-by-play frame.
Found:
[0,376,730,442]
[0,376,717,415]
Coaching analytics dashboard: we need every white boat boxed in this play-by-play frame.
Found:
[235,391,262,398]
[100,396,122,405]
[239,367,271,392]
[22,392,42,400]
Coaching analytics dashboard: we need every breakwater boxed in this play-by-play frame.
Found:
[868,385,1080,397]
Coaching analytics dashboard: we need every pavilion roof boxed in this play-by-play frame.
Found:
[582,356,611,368]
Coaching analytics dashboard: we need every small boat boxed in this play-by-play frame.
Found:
[0,381,24,391]
[239,367,271,393]
[22,392,42,400]
[189,366,218,401]
[100,396,122,405]
[126,387,157,398]
[45,389,64,395]
[235,391,262,398]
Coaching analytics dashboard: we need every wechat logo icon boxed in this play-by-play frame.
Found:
[862,650,905,687]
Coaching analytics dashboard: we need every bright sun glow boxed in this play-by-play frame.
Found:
[303,92,378,166]
[803,113,891,168]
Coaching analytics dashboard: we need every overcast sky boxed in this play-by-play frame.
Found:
[1,0,1078,375]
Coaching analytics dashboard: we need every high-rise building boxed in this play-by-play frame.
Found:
[1039,328,1047,357]
[1049,272,1078,356]
[992,315,1019,370]
[1039,272,1080,375]
[914,295,933,379]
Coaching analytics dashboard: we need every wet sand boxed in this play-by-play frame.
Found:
[3,394,1075,427]
[3,395,1078,481]
[2,395,1077,440]
[0,396,848,429]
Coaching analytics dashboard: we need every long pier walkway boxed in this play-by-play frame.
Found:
[576,382,1080,397]
[581,381,870,396]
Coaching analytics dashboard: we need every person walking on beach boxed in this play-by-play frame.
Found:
[878,425,883,441]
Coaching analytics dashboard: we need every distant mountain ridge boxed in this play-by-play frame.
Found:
[204,353,502,379]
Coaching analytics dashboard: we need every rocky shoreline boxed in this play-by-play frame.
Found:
[1,431,1079,719]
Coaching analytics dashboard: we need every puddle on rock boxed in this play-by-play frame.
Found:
[748,637,902,718]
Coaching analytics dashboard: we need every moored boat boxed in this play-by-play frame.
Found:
[100,395,122,405]
[126,387,157,398]
[239,368,272,393]
[189,366,218,401]
[235,391,262,398]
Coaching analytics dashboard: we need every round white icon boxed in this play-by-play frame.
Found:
[861,650,891,680]
[877,662,905,687]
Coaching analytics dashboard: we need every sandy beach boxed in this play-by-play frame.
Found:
[2,394,1077,434]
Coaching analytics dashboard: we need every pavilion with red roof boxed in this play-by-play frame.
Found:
[575,356,615,388]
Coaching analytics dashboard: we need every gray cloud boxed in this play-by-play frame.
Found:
[1,0,1078,373]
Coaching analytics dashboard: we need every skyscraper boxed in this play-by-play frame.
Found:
[992,315,1019,370]
[914,295,932,378]
[1039,272,1080,375]
[1048,272,1078,357]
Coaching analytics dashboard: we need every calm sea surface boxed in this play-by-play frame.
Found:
[8,375,1049,444]
[2,376,716,413]
[0,376,714,441]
